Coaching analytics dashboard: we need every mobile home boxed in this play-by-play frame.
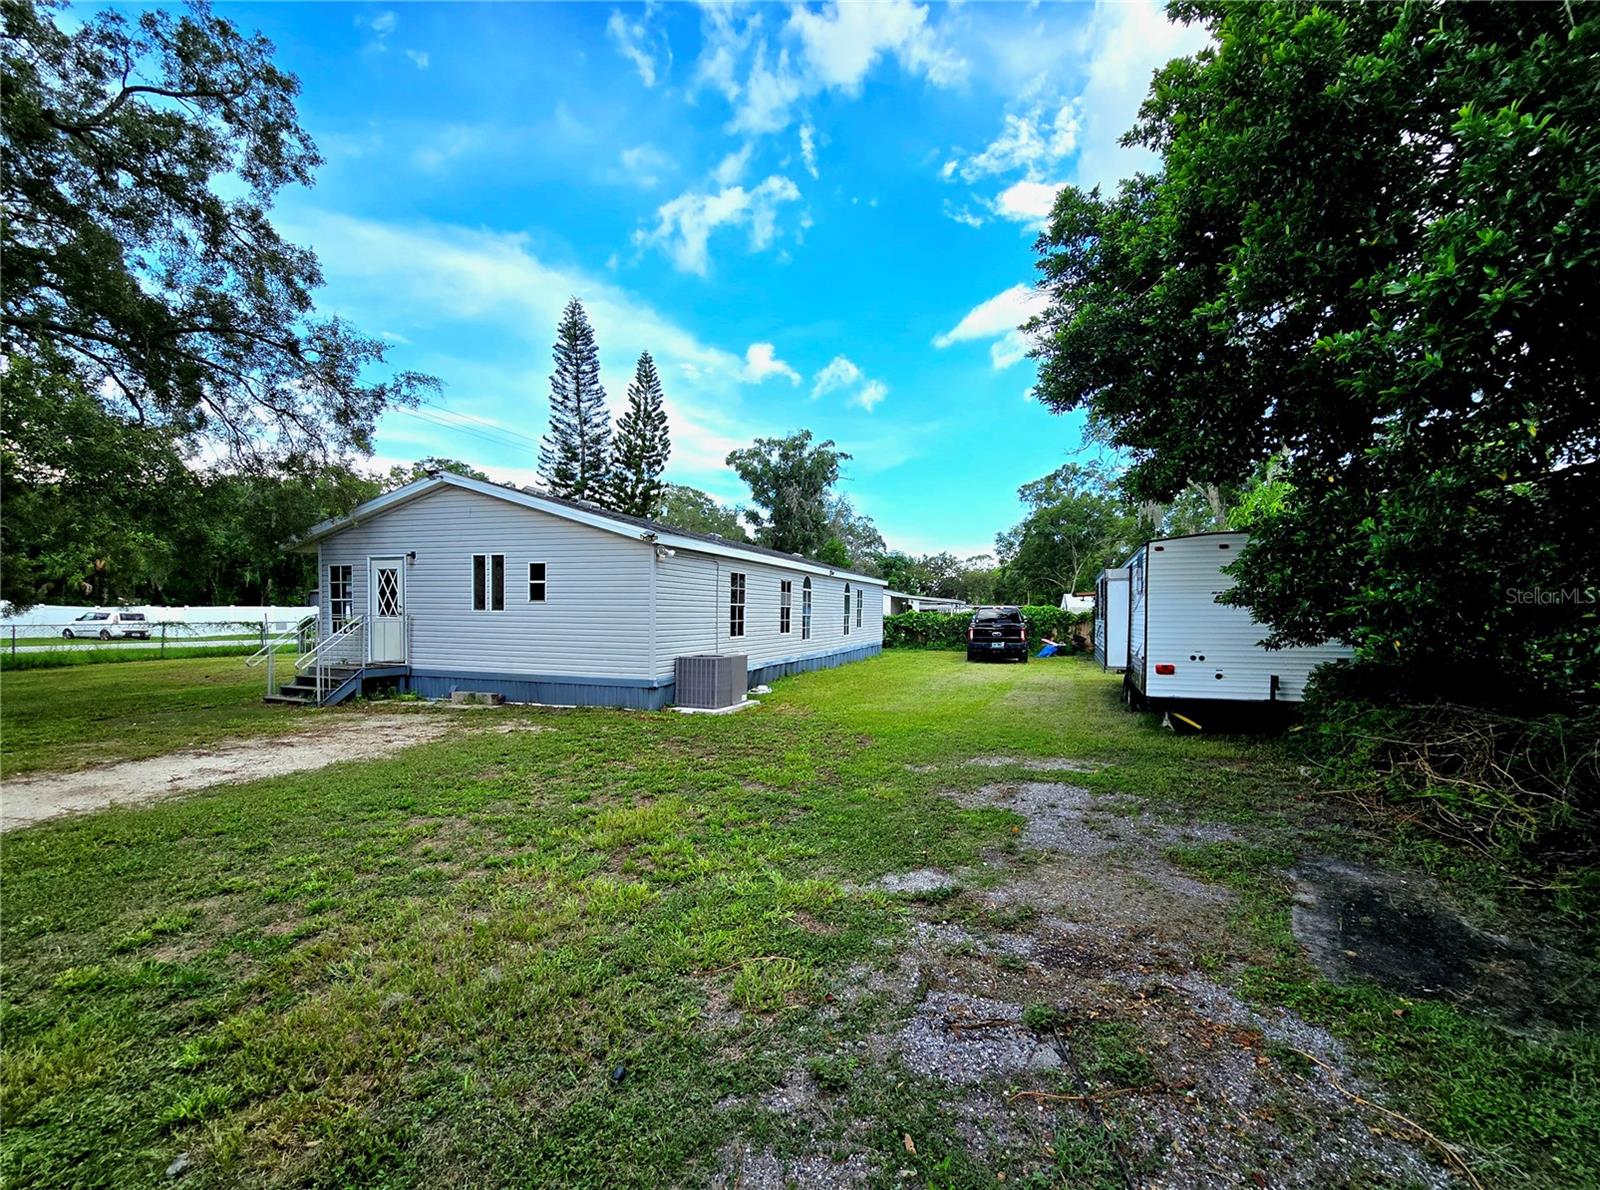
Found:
[1124,532,1351,708]
[883,591,968,616]
[283,473,885,708]
[1092,566,1130,671]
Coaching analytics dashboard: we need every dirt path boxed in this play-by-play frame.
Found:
[0,714,454,832]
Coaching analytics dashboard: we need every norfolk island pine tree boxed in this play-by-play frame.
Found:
[538,298,611,501]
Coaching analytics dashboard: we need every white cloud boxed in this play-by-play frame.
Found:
[741,342,801,385]
[359,10,396,52]
[950,103,1078,183]
[850,379,888,412]
[810,354,889,412]
[607,7,670,87]
[943,201,986,229]
[810,354,861,398]
[619,143,672,188]
[404,49,430,70]
[992,179,1065,224]
[697,0,965,136]
[1068,0,1211,192]
[989,331,1032,370]
[799,123,819,179]
[788,0,962,91]
[712,143,754,187]
[933,284,1048,370]
[636,175,801,275]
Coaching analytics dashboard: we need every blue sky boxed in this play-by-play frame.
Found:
[218,1,1206,557]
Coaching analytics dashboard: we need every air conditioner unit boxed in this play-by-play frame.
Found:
[675,654,747,709]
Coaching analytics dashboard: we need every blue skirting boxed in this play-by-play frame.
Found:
[401,642,882,710]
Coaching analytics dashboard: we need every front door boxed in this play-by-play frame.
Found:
[368,556,406,663]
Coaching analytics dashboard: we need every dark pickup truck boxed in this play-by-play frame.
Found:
[966,606,1028,662]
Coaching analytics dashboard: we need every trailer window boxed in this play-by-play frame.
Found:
[473,554,504,611]
[729,572,746,638]
[529,562,547,603]
[843,583,851,634]
[801,578,812,640]
[779,580,792,634]
[855,587,863,628]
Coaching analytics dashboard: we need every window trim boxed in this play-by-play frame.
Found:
[779,579,792,634]
[528,561,548,603]
[855,586,864,628]
[844,582,852,634]
[472,553,505,612]
[801,577,812,641]
[328,564,353,630]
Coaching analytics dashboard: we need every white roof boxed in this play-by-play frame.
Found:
[291,473,888,586]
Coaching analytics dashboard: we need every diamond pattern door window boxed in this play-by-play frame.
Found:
[376,567,401,617]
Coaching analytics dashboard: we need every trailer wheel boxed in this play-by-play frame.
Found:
[1123,675,1147,711]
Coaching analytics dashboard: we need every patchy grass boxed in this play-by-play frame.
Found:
[0,655,321,776]
[1,651,1594,1186]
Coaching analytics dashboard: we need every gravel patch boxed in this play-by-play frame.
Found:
[896,991,1061,1085]
[711,1145,872,1190]
[760,1067,820,1115]
[966,755,1105,773]
[871,868,957,895]
[954,782,1112,854]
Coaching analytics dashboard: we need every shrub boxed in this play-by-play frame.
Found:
[883,605,1091,650]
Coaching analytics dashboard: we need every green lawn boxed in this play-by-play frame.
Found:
[0,656,317,776]
[1,652,1593,1187]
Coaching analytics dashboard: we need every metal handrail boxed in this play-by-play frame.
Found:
[295,615,363,674]
[245,615,315,667]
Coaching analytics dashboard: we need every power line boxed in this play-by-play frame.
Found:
[394,406,537,455]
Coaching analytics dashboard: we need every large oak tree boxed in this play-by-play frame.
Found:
[2,0,435,462]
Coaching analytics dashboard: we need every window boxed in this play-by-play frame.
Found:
[473,554,504,611]
[529,562,547,603]
[328,565,353,629]
[801,577,812,640]
[729,572,746,638]
[844,583,852,634]
[780,580,792,634]
[856,586,863,628]
[375,566,401,617]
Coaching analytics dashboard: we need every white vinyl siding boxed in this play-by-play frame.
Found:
[318,486,653,679]
[650,551,884,679]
